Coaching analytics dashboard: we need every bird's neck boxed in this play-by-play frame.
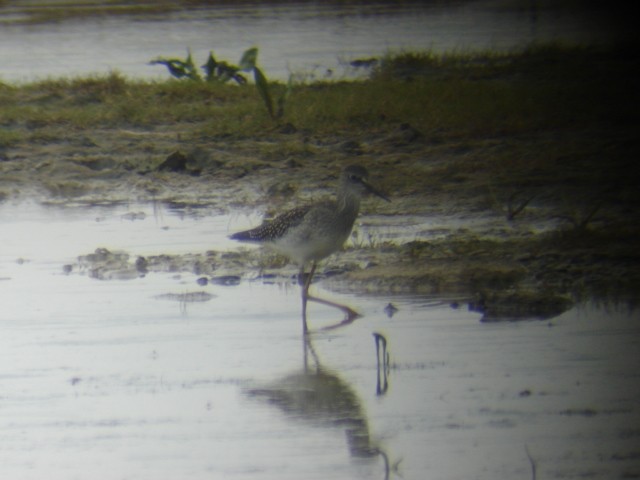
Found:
[336,189,361,220]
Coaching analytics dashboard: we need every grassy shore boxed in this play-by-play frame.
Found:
[2,44,639,313]
[1,44,636,138]
[1,44,637,207]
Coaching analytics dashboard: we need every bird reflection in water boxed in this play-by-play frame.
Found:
[245,335,399,479]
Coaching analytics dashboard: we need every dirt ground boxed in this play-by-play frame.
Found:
[2,120,639,319]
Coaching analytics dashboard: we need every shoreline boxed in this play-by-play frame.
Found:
[2,45,639,318]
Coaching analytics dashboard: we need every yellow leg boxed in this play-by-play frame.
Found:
[300,261,360,332]
[300,262,317,334]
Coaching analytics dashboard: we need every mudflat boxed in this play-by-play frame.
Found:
[2,45,638,318]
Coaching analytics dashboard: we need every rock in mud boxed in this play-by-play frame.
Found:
[209,275,241,286]
[77,248,141,280]
[471,290,574,322]
[157,151,188,173]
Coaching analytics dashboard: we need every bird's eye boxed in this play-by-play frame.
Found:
[349,174,359,182]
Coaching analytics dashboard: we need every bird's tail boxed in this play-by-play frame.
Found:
[229,229,257,242]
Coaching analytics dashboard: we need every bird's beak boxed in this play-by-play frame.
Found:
[362,179,391,202]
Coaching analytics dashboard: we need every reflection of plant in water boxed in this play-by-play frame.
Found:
[373,332,390,396]
[150,47,291,121]
[245,336,400,479]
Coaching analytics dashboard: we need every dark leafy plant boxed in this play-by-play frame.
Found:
[150,47,290,120]
[239,48,291,120]
[201,51,247,84]
[149,49,203,81]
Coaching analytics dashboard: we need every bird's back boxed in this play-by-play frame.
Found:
[230,198,357,265]
[229,205,312,243]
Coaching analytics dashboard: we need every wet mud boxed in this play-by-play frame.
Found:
[2,112,640,480]
[3,121,639,319]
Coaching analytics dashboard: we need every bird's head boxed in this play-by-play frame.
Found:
[342,165,391,202]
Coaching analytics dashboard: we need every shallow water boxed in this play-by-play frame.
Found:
[0,1,625,82]
[1,201,639,479]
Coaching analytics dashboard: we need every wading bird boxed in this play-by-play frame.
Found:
[230,164,390,333]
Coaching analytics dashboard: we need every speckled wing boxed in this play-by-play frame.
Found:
[230,205,312,243]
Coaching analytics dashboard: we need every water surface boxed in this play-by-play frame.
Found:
[1,202,638,479]
[0,1,625,82]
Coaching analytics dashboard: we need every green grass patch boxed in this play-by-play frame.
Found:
[0,44,635,139]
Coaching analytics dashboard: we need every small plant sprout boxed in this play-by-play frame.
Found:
[487,184,537,222]
[507,190,537,221]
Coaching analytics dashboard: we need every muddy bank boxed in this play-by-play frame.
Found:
[19,121,632,320]
[2,71,639,320]
[70,216,640,321]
